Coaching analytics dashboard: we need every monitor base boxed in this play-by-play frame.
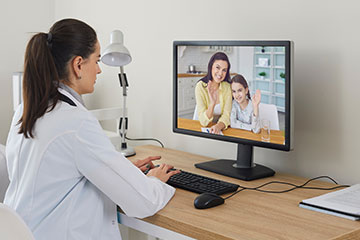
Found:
[195,159,275,181]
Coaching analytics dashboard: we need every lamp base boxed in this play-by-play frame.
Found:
[118,145,136,157]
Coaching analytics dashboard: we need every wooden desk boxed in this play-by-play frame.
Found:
[177,118,285,145]
[124,145,360,240]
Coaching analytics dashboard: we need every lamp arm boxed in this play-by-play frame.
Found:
[119,66,128,145]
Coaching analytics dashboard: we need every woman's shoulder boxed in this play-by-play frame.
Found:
[196,80,207,87]
[45,102,90,126]
[220,81,231,95]
[43,99,96,129]
[221,81,231,87]
[195,81,207,92]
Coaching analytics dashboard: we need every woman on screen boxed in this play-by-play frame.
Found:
[230,74,261,133]
[194,52,232,134]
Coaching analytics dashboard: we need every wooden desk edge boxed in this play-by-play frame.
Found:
[145,214,232,240]
[117,206,228,240]
[331,228,360,240]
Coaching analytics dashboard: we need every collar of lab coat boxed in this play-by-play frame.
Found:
[58,88,87,112]
[59,82,85,106]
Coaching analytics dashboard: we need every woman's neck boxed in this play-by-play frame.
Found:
[210,80,220,89]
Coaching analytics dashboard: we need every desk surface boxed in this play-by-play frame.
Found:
[177,118,285,145]
[128,145,360,240]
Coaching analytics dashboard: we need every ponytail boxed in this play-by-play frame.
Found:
[18,18,97,138]
[19,33,60,138]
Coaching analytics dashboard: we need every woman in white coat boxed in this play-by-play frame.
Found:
[4,18,179,240]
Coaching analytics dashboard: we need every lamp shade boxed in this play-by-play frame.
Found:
[101,30,132,67]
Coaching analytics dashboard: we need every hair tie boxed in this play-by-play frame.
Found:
[47,33,52,43]
[46,32,53,48]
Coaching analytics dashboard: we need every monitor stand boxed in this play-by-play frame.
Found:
[194,143,275,181]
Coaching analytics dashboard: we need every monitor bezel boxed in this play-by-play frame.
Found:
[173,40,292,151]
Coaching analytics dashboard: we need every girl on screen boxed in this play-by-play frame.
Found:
[230,74,261,133]
[194,52,232,134]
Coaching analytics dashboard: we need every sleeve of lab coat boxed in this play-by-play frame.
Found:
[73,116,175,218]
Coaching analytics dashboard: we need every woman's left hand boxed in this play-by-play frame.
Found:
[133,156,161,172]
[207,80,219,106]
[210,122,224,134]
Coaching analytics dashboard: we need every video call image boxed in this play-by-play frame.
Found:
[177,45,286,145]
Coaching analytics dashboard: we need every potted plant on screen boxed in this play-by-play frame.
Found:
[280,72,285,81]
[259,72,266,80]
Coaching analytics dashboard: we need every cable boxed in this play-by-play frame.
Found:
[223,176,350,200]
[125,136,164,148]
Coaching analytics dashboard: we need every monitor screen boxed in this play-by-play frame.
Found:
[173,41,294,180]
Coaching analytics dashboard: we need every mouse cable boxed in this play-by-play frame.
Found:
[125,136,164,148]
[223,176,350,200]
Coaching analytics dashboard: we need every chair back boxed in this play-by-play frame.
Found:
[192,105,199,120]
[0,203,35,240]
[259,103,280,130]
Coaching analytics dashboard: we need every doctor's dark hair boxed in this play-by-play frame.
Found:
[231,74,251,100]
[19,18,97,138]
[199,52,231,84]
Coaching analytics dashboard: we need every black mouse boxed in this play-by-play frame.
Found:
[194,193,225,209]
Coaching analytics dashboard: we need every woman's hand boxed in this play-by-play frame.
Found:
[207,80,219,106]
[210,122,225,134]
[147,164,181,183]
[133,156,160,172]
[252,89,261,117]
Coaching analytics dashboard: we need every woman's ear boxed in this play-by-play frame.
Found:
[71,56,84,79]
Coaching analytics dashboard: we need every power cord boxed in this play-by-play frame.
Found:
[223,176,350,200]
[125,136,164,148]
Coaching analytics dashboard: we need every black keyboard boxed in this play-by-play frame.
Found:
[167,170,239,195]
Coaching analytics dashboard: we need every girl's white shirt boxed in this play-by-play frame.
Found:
[230,99,260,133]
[4,88,175,240]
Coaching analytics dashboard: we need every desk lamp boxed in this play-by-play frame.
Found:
[101,30,135,157]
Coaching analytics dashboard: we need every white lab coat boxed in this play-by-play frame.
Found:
[4,88,175,240]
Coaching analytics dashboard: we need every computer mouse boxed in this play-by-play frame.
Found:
[194,193,225,209]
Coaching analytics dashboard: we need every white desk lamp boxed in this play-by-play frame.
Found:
[101,30,135,157]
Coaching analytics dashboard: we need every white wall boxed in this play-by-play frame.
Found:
[52,0,360,185]
[0,0,54,145]
[1,0,359,185]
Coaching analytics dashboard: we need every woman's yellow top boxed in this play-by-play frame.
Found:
[194,81,232,128]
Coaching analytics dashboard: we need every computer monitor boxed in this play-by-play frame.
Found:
[173,41,294,181]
